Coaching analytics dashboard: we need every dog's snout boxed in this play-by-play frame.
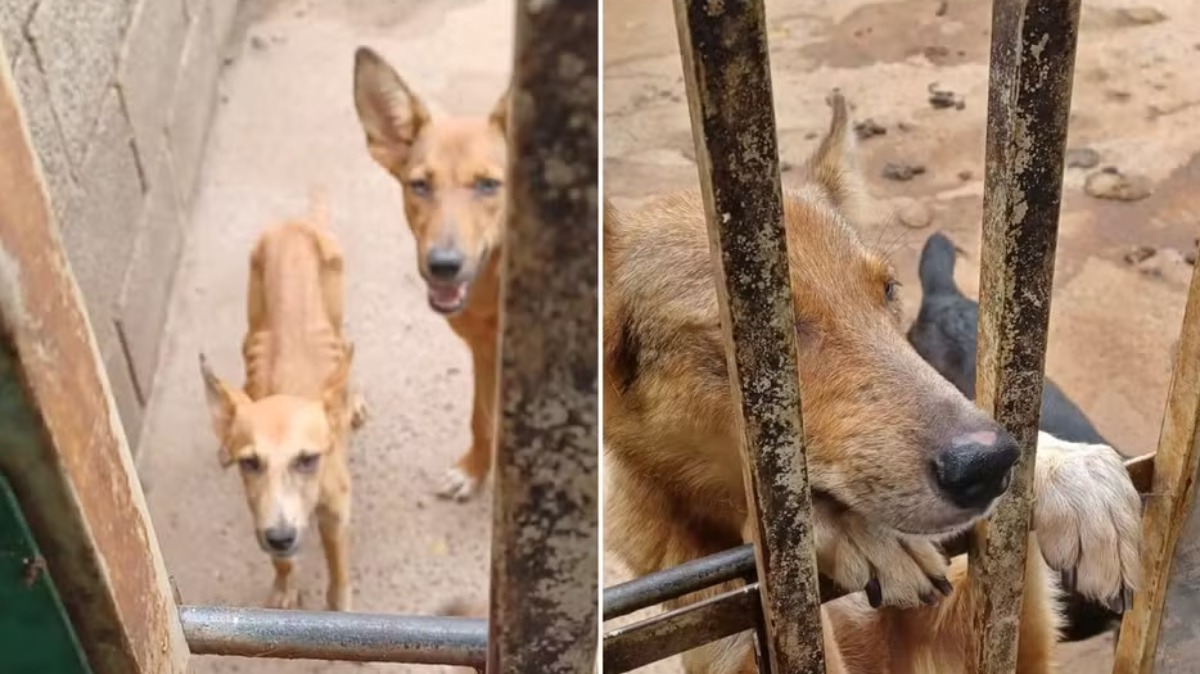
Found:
[263,525,299,554]
[932,429,1020,509]
[427,247,464,280]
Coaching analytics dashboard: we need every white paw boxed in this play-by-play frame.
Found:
[436,467,481,502]
[813,500,951,608]
[1034,432,1142,602]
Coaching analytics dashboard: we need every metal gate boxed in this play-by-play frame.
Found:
[602,0,1200,672]
[0,1,598,672]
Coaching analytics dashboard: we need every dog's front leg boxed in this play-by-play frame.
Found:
[318,505,351,611]
[267,557,300,609]
[438,337,497,501]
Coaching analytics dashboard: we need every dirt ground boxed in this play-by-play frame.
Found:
[136,1,511,672]
[603,0,1200,671]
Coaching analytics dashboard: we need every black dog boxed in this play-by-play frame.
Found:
[907,231,1120,643]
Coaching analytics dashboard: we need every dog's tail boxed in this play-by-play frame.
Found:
[307,186,332,229]
[917,231,960,297]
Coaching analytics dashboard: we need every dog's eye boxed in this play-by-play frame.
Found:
[293,453,321,474]
[473,177,502,196]
[238,456,263,473]
[885,278,900,302]
[408,178,433,196]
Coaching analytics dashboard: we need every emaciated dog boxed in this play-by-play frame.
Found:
[201,193,366,611]
[603,94,1141,673]
[352,46,508,502]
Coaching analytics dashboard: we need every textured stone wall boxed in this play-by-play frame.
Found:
[0,0,239,449]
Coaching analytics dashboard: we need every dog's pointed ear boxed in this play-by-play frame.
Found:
[489,86,511,134]
[353,47,429,172]
[804,91,871,225]
[199,354,247,467]
[323,344,354,427]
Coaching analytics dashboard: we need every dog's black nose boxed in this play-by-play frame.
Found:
[427,247,464,280]
[263,526,298,553]
[932,430,1020,509]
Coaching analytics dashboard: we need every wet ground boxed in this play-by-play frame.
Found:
[136,1,509,672]
[603,0,1199,670]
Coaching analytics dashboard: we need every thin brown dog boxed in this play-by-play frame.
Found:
[603,95,1141,673]
[351,46,509,502]
[201,193,366,611]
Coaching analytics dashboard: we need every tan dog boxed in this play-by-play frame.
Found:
[602,95,1141,673]
[352,46,508,501]
[201,193,366,611]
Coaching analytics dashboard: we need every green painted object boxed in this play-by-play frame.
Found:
[0,474,91,674]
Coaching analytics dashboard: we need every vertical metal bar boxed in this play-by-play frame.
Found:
[0,47,188,673]
[1112,262,1200,674]
[672,1,825,672]
[969,1,1081,672]
[486,1,599,672]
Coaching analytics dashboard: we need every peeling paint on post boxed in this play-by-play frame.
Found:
[486,1,599,673]
[968,1,1081,673]
[0,47,187,673]
[1113,261,1200,674]
[672,1,825,672]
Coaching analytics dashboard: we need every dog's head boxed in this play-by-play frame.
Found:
[905,231,980,398]
[352,46,508,316]
[199,349,354,558]
[782,95,1017,536]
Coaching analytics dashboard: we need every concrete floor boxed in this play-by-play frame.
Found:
[137,1,510,672]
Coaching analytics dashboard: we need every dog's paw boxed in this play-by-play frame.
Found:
[1034,432,1142,604]
[436,467,481,502]
[813,502,951,608]
[350,392,369,430]
[266,586,301,610]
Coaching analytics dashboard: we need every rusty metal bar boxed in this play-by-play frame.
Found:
[671,0,824,672]
[1113,262,1200,674]
[604,543,757,621]
[486,1,599,672]
[179,606,485,666]
[604,584,761,673]
[0,45,187,673]
[968,0,1082,672]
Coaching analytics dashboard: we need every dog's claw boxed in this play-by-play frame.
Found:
[1062,568,1077,593]
[1105,591,1124,614]
[436,467,480,502]
[920,591,939,606]
[865,578,882,608]
[932,575,953,597]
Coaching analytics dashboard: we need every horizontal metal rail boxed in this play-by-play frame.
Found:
[603,544,757,621]
[603,453,1155,671]
[604,584,761,673]
[179,606,485,666]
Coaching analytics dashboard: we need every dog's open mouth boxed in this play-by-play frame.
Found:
[428,282,469,314]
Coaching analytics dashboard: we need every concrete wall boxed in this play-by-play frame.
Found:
[1,0,240,449]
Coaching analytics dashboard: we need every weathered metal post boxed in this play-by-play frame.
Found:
[486,0,600,672]
[968,0,1082,672]
[672,0,825,672]
[0,45,188,674]
[1113,261,1200,674]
